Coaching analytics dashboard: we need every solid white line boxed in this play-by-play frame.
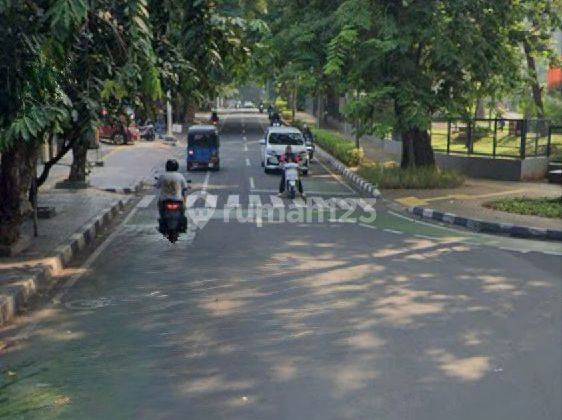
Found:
[137,195,155,208]
[388,210,416,222]
[246,158,251,167]
[359,223,378,230]
[383,228,403,235]
[249,177,255,189]
[316,157,356,194]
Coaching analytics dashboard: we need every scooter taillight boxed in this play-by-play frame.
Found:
[165,203,181,211]
[188,150,194,156]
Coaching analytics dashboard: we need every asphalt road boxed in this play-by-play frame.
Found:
[1,113,561,419]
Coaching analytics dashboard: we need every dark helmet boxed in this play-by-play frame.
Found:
[166,159,179,172]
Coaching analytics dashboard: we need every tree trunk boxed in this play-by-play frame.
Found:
[68,136,89,182]
[401,128,435,168]
[0,141,37,246]
[316,90,324,129]
[523,39,545,118]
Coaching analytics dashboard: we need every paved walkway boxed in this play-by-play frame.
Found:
[0,139,179,324]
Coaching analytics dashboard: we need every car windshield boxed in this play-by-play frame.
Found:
[189,132,218,147]
[268,132,304,145]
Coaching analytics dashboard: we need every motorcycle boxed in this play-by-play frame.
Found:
[139,124,156,141]
[158,200,188,243]
[283,162,301,200]
[305,137,315,160]
[155,177,191,243]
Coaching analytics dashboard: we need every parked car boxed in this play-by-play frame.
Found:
[98,114,140,145]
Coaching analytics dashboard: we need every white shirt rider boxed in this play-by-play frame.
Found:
[156,171,188,202]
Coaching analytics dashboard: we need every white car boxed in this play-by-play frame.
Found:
[260,126,309,175]
[243,101,255,108]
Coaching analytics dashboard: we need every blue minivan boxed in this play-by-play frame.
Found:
[187,125,220,171]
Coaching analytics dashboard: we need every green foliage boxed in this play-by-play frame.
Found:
[312,128,364,166]
[545,95,562,125]
[325,1,524,136]
[358,163,465,189]
[484,196,562,219]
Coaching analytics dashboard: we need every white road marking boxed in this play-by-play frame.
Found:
[270,195,284,208]
[226,194,241,208]
[249,177,255,189]
[388,210,415,222]
[316,157,356,193]
[244,144,248,152]
[246,158,251,167]
[359,223,378,230]
[202,171,210,191]
[137,195,155,208]
[383,228,403,235]
[248,194,262,208]
[243,136,247,141]
[357,198,377,212]
[292,197,307,208]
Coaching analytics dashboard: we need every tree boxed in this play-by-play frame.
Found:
[253,0,340,125]
[0,0,73,246]
[512,0,562,119]
[0,0,160,247]
[326,0,523,167]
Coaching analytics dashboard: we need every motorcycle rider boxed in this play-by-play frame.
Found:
[302,123,314,159]
[270,110,282,126]
[302,124,313,142]
[156,159,189,231]
[278,145,305,197]
[210,111,219,125]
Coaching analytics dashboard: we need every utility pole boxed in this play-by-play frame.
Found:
[166,90,173,137]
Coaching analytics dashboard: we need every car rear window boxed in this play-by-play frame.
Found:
[268,132,304,145]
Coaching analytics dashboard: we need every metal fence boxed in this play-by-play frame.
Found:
[431,118,556,159]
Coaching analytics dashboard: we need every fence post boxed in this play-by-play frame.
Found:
[446,120,451,154]
[534,122,539,157]
[492,119,497,159]
[519,119,527,160]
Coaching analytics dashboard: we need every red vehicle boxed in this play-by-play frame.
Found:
[99,112,140,145]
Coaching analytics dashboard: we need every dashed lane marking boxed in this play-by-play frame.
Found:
[246,158,251,167]
[249,177,255,190]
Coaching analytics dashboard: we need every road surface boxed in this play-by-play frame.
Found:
[1,112,561,419]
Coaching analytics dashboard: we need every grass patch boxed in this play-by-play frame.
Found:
[311,128,364,166]
[358,162,465,189]
[484,196,562,219]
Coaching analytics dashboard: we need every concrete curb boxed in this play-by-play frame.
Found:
[315,146,382,198]
[0,197,132,326]
[408,206,562,241]
[102,180,144,195]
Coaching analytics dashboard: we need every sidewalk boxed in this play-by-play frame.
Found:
[384,179,562,231]
[0,139,177,326]
[295,111,562,235]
